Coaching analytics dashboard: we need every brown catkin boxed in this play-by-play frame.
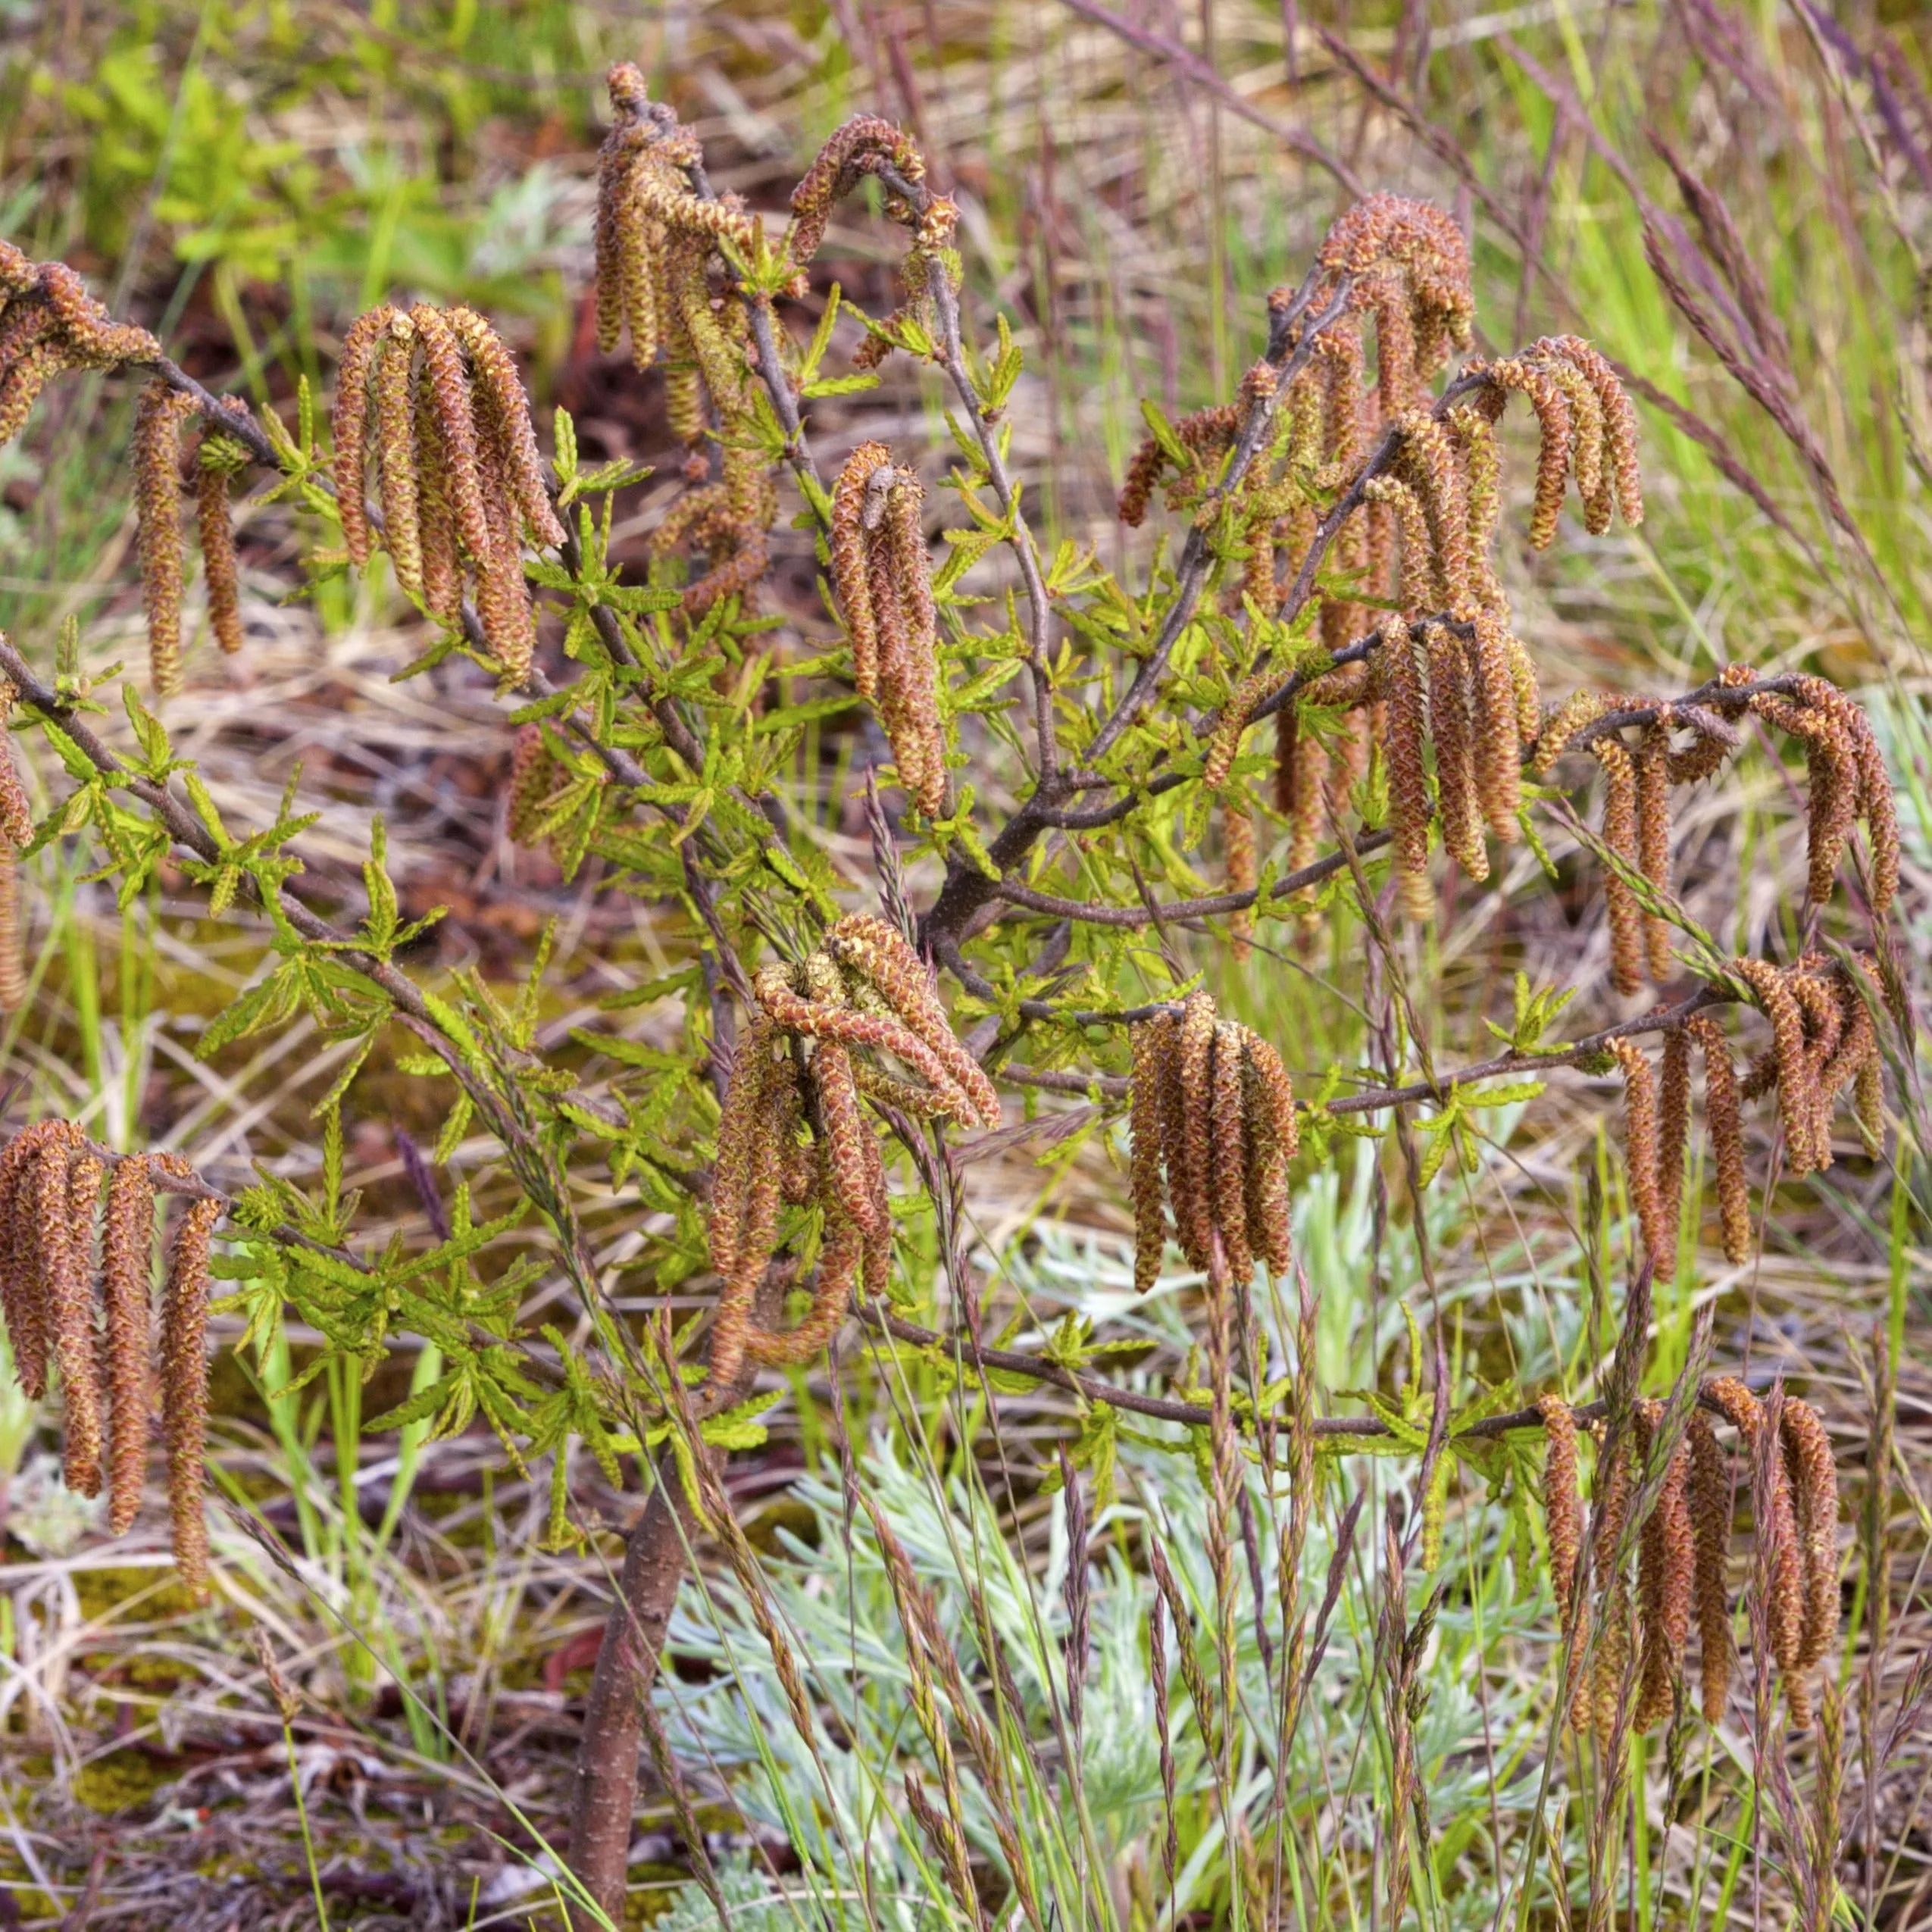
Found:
[409,305,492,567]
[1706,1377,1805,1714]
[0,1120,77,1399]
[446,307,565,549]
[811,1038,886,1241]
[1207,1023,1253,1287]
[1593,738,1643,996]
[1468,614,1524,838]
[1780,1400,1840,1677]
[0,847,23,1014]
[1488,358,1574,549]
[47,1146,104,1498]
[1634,730,1674,982]
[1657,1026,1691,1260]
[828,446,886,697]
[1424,622,1486,880]
[195,455,244,656]
[1130,1020,1172,1296]
[331,305,393,567]
[1687,1015,1752,1265]
[1383,617,1434,922]
[1241,1031,1296,1277]
[0,678,32,851]
[1538,1395,1583,1630]
[1731,958,1821,1175]
[1174,993,1218,1272]
[412,379,463,625]
[101,1154,156,1537]
[133,382,197,697]
[158,1175,222,1593]
[1634,1403,1694,1732]
[1687,1411,1734,1721]
[1612,1038,1670,1267]
[1590,1427,1637,1738]
[372,317,423,600]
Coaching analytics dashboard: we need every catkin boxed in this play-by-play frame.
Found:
[1780,1400,1839,1676]
[1208,1023,1253,1286]
[158,1172,222,1595]
[0,1120,76,1399]
[0,847,23,1014]
[1130,1020,1173,1295]
[1634,1402,1693,1732]
[195,449,244,656]
[1731,957,1822,1175]
[45,1145,103,1498]
[1538,1395,1583,1630]
[1592,738,1643,995]
[1612,1038,1670,1267]
[331,304,394,567]
[1657,1025,1690,1260]
[133,382,197,698]
[1383,617,1434,922]
[101,1154,155,1537]
[1634,730,1674,982]
[1174,993,1218,1272]
[1687,1015,1752,1264]
[1425,622,1485,880]
[1589,1427,1637,1737]
[1224,802,1256,959]
[1686,1411,1733,1721]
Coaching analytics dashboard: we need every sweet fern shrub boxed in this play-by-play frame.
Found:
[0,67,1901,1929]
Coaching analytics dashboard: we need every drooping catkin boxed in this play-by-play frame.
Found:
[1590,1424,1641,1738]
[1686,1015,1752,1264]
[0,848,23,1014]
[1129,1020,1172,1296]
[1486,358,1572,549]
[1382,616,1435,922]
[1468,614,1524,839]
[158,1172,223,1593]
[373,314,423,600]
[1208,1023,1253,1287]
[195,437,246,657]
[1686,1411,1733,1721]
[102,1154,156,1537]
[1242,1031,1296,1276]
[1537,1394,1584,1630]
[331,303,394,567]
[1612,1038,1670,1266]
[0,1120,78,1399]
[1593,738,1644,995]
[1424,621,1486,880]
[45,1145,104,1498]
[1634,1402,1694,1732]
[1634,730,1674,982]
[1730,957,1823,1175]
[133,381,198,698]
[1657,1024,1691,1259]
[1705,1376,1805,1715]
[1780,1399,1839,1677]
[1174,993,1218,1272]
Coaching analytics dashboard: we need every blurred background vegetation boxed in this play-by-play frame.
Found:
[0,1,1928,1927]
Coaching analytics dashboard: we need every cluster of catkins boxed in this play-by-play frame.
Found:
[0,239,161,446]
[1534,671,1898,998]
[709,916,997,1382]
[1117,199,1646,924]
[0,239,262,699]
[333,302,564,682]
[782,112,960,370]
[1127,992,1297,1295]
[829,443,947,815]
[1539,1378,1837,1733]
[592,64,777,614]
[0,1121,224,1590]
[133,383,257,696]
[1611,952,1885,1271]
